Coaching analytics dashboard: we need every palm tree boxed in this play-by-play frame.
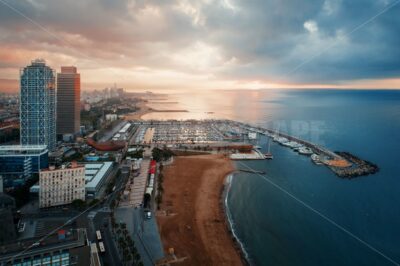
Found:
[112,218,118,230]
[126,253,132,264]
[118,237,125,250]
[123,248,129,259]
[134,253,141,263]
[126,237,134,250]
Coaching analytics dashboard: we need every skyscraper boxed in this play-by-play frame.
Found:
[20,59,56,151]
[56,66,80,136]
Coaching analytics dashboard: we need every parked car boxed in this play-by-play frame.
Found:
[144,210,152,219]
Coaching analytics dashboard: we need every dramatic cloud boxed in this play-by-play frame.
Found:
[0,0,399,91]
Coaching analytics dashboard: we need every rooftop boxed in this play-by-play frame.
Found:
[0,145,48,155]
[84,161,113,191]
[0,228,87,264]
[41,162,84,172]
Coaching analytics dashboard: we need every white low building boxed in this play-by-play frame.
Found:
[39,162,85,208]
[105,114,118,121]
[84,161,114,199]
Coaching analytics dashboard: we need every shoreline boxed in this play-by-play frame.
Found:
[157,154,244,265]
[123,100,152,120]
[124,99,188,120]
[222,173,251,265]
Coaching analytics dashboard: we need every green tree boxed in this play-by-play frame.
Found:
[134,253,141,263]
[89,199,99,206]
[71,199,86,210]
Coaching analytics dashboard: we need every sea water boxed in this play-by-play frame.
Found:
[226,90,400,266]
[140,89,400,265]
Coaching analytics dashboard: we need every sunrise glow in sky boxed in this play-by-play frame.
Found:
[0,0,399,92]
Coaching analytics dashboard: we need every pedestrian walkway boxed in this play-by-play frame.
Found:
[115,207,164,266]
[119,159,150,208]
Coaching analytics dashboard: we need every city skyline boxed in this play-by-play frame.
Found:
[0,0,399,92]
[0,1,399,265]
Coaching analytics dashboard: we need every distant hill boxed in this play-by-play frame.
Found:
[0,79,18,93]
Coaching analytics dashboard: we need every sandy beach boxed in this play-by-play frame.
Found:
[156,154,243,265]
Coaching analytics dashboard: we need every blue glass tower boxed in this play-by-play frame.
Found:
[20,59,56,151]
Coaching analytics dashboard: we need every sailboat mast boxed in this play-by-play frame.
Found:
[268,137,271,153]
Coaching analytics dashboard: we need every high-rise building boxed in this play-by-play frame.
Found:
[39,162,85,208]
[20,59,56,150]
[56,66,80,136]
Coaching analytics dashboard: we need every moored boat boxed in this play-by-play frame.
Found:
[264,153,273,159]
[264,137,273,159]
[276,137,289,144]
[298,147,314,155]
[311,154,323,165]
[282,141,299,148]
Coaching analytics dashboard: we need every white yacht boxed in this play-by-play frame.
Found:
[298,147,314,155]
[311,154,323,165]
[276,137,289,144]
[282,141,300,148]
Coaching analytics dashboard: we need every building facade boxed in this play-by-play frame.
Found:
[20,59,56,151]
[57,66,81,136]
[39,162,85,208]
[0,145,48,189]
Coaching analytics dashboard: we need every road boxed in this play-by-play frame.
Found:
[92,211,121,266]
[115,206,164,266]
[86,164,131,266]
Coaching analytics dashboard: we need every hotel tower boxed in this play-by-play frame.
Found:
[20,59,56,151]
[56,66,80,136]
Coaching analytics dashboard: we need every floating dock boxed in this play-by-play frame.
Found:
[238,169,266,174]
[230,149,266,160]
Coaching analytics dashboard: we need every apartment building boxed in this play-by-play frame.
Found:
[39,162,85,208]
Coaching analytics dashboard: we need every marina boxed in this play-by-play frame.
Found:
[118,119,379,178]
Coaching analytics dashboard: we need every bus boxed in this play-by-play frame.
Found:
[96,230,102,241]
[98,242,106,253]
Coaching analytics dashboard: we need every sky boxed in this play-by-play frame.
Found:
[0,0,399,92]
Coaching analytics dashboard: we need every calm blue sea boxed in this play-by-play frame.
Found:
[225,90,400,266]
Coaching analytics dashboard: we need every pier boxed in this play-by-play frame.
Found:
[234,121,379,178]
[238,169,266,174]
[331,152,379,178]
